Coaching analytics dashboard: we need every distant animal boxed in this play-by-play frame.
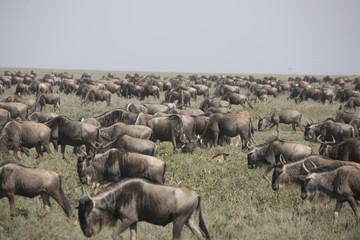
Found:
[77,178,210,239]
[0,161,71,219]
[77,149,166,193]
[98,134,158,156]
[100,122,152,141]
[36,93,60,112]
[93,109,138,126]
[221,92,253,110]
[199,98,230,112]
[299,164,360,224]
[81,89,111,106]
[339,97,360,111]
[258,109,305,137]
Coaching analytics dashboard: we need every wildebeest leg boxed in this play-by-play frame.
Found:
[262,166,273,183]
[213,132,219,147]
[171,136,177,152]
[61,144,66,159]
[347,197,360,223]
[173,217,187,240]
[35,146,43,158]
[111,218,136,240]
[186,210,207,240]
[297,122,305,132]
[333,200,343,225]
[40,192,52,222]
[8,193,16,216]
[129,223,137,240]
[291,123,296,134]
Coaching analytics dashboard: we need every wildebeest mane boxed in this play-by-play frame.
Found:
[256,137,285,148]
[94,108,135,126]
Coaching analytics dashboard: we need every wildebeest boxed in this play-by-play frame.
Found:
[77,178,210,239]
[299,164,360,224]
[45,116,100,159]
[314,119,355,143]
[4,96,37,113]
[79,117,101,128]
[147,115,187,152]
[272,155,360,191]
[0,161,71,219]
[94,108,138,126]
[258,109,305,137]
[199,98,230,112]
[201,113,254,149]
[100,122,152,141]
[36,93,61,112]
[335,111,360,123]
[81,89,111,106]
[28,111,58,123]
[77,149,166,192]
[221,92,253,110]
[98,134,158,156]
[0,108,10,130]
[247,138,313,182]
[140,84,160,100]
[0,121,52,159]
[318,137,360,162]
[339,96,360,111]
[0,102,28,121]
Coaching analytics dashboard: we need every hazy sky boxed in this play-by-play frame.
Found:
[0,0,359,75]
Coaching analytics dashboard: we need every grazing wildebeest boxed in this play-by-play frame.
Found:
[0,121,52,159]
[201,113,254,149]
[221,92,253,110]
[299,164,360,224]
[199,98,230,112]
[0,161,71,219]
[28,111,58,123]
[318,137,360,162]
[100,122,152,141]
[147,115,187,152]
[77,149,166,192]
[36,93,61,112]
[258,109,305,137]
[98,134,158,156]
[247,138,313,182]
[81,89,111,106]
[45,116,100,159]
[77,178,210,240]
[0,102,28,121]
[272,155,360,191]
[339,97,360,111]
[94,108,138,126]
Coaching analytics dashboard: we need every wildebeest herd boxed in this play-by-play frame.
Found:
[1,70,360,239]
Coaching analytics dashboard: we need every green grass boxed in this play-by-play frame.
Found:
[0,68,359,239]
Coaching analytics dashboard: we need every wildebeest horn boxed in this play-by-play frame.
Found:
[246,141,253,150]
[309,160,317,169]
[302,161,310,174]
[279,154,286,165]
[317,134,336,144]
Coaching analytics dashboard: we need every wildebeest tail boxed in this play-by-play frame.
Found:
[59,176,72,217]
[246,99,253,110]
[162,162,167,184]
[197,196,211,240]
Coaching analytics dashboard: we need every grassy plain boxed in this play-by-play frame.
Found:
[0,68,359,240]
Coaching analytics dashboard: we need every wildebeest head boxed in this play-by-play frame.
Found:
[257,115,271,131]
[246,145,266,169]
[77,154,94,185]
[271,155,287,191]
[298,174,318,201]
[78,191,101,238]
